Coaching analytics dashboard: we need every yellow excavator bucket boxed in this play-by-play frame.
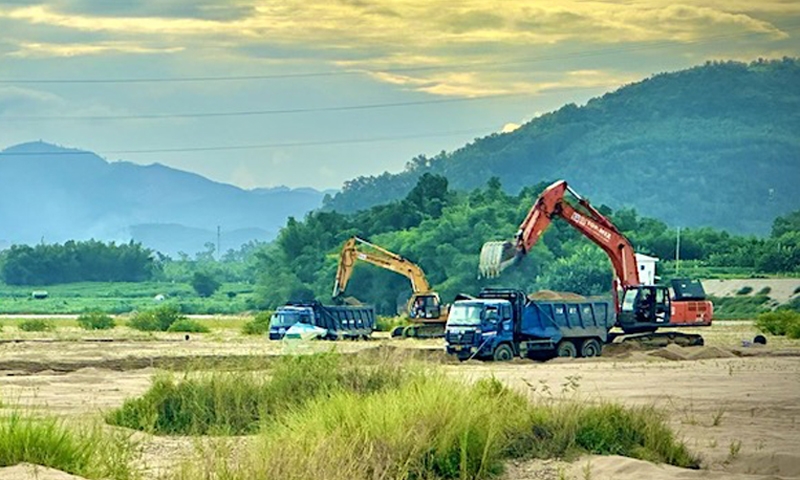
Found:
[478,241,517,278]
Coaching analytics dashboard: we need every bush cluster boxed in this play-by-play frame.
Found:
[127,304,192,332]
[77,312,116,330]
[241,311,272,335]
[18,318,55,332]
[756,310,800,339]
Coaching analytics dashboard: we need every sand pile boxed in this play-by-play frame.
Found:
[528,290,586,301]
[0,464,89,480]
[647,344,738,361]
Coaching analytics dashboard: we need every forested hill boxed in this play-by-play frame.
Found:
[325,58,800,235]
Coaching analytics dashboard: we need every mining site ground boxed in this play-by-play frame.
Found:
[0,321,799,480]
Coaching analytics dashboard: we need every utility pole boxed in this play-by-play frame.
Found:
[216,226,221,260]
[675,227,681,275]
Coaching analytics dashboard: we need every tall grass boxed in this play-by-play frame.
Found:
[166,360,698,480]
[107,353,405,435]
[0,412,137,479]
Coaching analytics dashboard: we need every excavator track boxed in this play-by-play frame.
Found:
[609,331,705,348]
[390,323,445,339]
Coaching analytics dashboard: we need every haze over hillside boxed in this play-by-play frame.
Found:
[0,142,331,256]
[326,59,800,235]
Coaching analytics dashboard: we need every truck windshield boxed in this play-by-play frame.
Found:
[270,313,299,327]
[447,304,483,325]
[621,290,637,312]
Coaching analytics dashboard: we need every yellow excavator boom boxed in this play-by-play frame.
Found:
[332,237,431,298]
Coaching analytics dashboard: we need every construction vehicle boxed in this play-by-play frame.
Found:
[445,288,615,361]
[332,236,448,337]
[479,180,712,345]
[269,301,375,340]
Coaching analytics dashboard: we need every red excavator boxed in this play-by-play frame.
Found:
[479,180,712,343]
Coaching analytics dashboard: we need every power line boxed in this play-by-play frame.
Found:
[0,83,615,122]
[0,25,795,85]
[0,127,495,156]
[0,94,525,121]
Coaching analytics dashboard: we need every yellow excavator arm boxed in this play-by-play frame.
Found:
[332,237,431,298]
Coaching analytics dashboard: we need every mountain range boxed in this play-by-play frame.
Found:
[0,141,331,256]
[325,58,800,235]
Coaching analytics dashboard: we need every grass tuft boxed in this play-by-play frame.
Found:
[127,304,185,332]
[0,412,137,479]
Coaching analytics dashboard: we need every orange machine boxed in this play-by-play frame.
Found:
[480,180,712,338]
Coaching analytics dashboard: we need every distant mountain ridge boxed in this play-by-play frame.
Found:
[0,142,329,256]
[325,59,800,234]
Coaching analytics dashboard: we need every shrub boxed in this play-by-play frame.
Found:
[755,310,800,336]
[167,319,210,333]
[18,319,55,332]
[758,287,772,296]
[736,286,753,295]
[0,412,136,479]
[794,285,800,295]
[77,312,116,330]
[128,304,185,332]
[241,311,272,335]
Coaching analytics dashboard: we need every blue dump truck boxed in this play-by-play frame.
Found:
[445,288,614,361]
[268,301,376,340]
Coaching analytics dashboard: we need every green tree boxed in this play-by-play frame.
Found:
[191,271,221,298]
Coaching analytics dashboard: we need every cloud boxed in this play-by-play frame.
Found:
[8,41,184,57]
[0,0,796,95]
[501,122,520,133]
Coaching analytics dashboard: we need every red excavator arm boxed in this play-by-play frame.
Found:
[480,180,639,288]
[480,180,713,333]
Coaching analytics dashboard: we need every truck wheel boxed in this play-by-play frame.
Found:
[556,341,577,358]
[493,344,514,361]
[580,338,602,358]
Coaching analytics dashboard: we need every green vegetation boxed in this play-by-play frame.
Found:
[163,355,696,480]
[0,412,136,479]
[375,315,406,332]
[252,172,800,314]
[325,59,800,236]
[18,318,55,332]
[241,310,272,335]
[737,286,754,295]
[166,319,210,333]
[107,354,405,435]
[191,271,221,298]
[709,295,771,320]
[0,240,156,285]
[127,304,186,332]
[756,310,800,339]
[0,281,256,315]
[76,311,116,330]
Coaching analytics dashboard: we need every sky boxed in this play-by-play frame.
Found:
[0,0,798,190]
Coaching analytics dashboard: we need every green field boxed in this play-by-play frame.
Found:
[0,281,257,315]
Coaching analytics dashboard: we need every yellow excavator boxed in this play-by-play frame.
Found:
[332,236,448,337]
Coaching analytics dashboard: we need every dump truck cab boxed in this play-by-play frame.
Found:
[268,305,314,340]
[445,298,514,361]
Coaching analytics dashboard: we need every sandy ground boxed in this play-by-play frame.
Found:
[1,323,799,480]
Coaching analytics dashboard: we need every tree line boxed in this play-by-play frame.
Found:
[253,174,800,314]
[0,240,157,285]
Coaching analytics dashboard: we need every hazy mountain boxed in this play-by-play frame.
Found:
[0,141,329,256]
[325,58,800,235]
